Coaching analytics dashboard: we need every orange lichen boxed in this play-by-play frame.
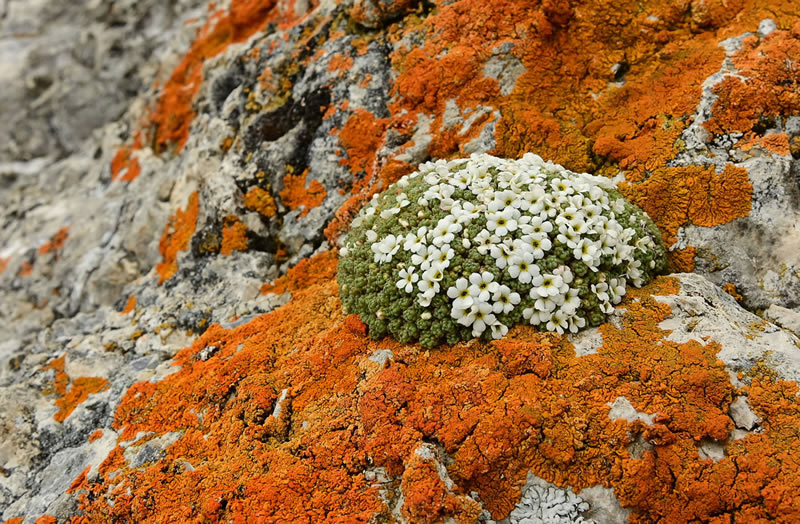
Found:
[38,227,70,255]
[621,163,752,246]
[110,0,320,179]
[669,246,697,273]
[722,283,744,302]
[33,517,56,524]
[706,30,800,138]
[737,131,792,156]
[220,215,249,256]
[42,356,110,423]
[155,192,199,284]
[335,109,389,178]
[278,169,327,218]
[148,0,280,154]
[0,257,8,275]
[89,430,104,443]
[761,132,792,155]
[70,264,800,521]
[400,448,482,522]
[320,0,796,255]
[64,0,800,520]
[4,518,24,524]
[121,295,137,315]
[243,186,277,217]
[110,145,141,182]
[687,164,753,227]
[17,261,33,277]
[260,249,338,295]
[328,54,353,74]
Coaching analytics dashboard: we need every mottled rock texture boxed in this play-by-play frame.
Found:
[1,0,800,522]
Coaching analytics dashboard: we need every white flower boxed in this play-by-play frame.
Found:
[468,271,499,302]
[540,195,558,217]
[526,215,553,236]
[550,178,574,195]
[553,265,573,285]
[417,295,432,307]
[372,234,400,263]
[469,302,496,336]
[451,305,472,325]
[403,227,428,251]
[474,229,495,255]
[396,267,419,293]
[423,263,445,284]
[561,288,581,314]
[566,311,586,333]
[433,244,455,268]
[574,239,600,266]
[532,273,564,298]
[627,259,644,287]
[418,276,440,297]
[492,285,520,314]
[592,282,613,313]
[432,218,459,246]
[486,207,518,236]
[609,277,626,304]
[507,253,538,284]
[447,278,474,310]
[523,307,540,326]
[556,224,579,248]
[411,245,435,270]
[546,309,569,334]
[489,243,514,269]
[555,206,580,227]
[490,321,509,339]
[533,294,559,314]
[526,235,551,259]
[379,195,409,218]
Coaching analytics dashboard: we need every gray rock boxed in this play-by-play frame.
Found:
[764,304,800,337]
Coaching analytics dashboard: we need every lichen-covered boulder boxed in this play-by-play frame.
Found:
[1,0,800,521]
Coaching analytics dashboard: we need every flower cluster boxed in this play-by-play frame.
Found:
[337,153,667,349]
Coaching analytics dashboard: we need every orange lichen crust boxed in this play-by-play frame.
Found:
[722,283,744,302]
[220,215,249,256]
[17,261,33,277]
[705,27,800,139]
[42,356,109,424]
[121,295,137,315]
[88,430,104,443]
[38,227,70,255]
[155,192,199,284]
[278,168,327,218]
[0,257,8,275]
[334,109,389,178]
[110,145,141,182]
[260,249,338,295]
[620,164,752,247]
[321,0,796,252]
[243,186,277,217]
[109,0,318,181]
[147,0,280,154]
[70,266,800,521]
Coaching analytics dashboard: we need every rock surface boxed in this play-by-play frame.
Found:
[1,0,800,522]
